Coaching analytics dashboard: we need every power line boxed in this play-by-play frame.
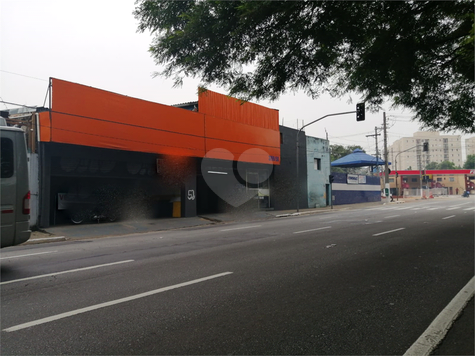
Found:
[1,70,48,82]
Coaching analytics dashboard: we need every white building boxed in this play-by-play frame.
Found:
[389,131,463,170]
[465,137,475,158]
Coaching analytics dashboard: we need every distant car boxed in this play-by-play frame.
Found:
[1,124,31,248]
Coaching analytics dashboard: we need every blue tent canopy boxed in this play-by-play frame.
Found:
[331,149,390,168]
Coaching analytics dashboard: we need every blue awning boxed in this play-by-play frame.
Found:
[331,149,390,168]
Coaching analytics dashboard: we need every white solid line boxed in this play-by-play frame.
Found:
[403,276,475,356]
[384,215,401,219]
[372,228,405,236]
[0,251,58,260]
[463,207,475,211]
[442,215,456,220]
[3,272,233,332]
[294,226,332,234]
[0,260,134,286]
[220,225,261,232]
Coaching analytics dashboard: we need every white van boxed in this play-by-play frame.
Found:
[1,123,31,247]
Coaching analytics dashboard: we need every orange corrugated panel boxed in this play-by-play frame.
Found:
[50,78,206,157]
[198,89,279,131]
[38,111,51,142]
[205,116,280,164]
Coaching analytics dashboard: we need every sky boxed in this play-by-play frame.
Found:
[1,0,473,161]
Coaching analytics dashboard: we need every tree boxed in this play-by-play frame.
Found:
[438,160,457,170]
[463,154,475,169]
[135,1,475,133]
[330,144,364,173]
[330,144,363,162]
[425,162,439,170]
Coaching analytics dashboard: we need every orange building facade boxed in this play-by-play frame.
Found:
[37,78,281,227]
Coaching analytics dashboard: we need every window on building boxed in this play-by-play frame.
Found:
[437,178,442,182]
[449,177,454,182]
[411,178,417,182]
[389,178,394,183]
[280,132,284,144]
[314,158,321,170]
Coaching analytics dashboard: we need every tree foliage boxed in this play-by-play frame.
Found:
[135,1,475,133]
[464,154,475,169]
[438,160,458,170]
[330,144,363,162]
[425,162,440,170]
[330,144,364,173]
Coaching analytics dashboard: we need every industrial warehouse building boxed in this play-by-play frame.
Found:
[2,78,379,228]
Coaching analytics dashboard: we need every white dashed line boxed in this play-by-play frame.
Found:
[3,272,233,332]
[442,215,456,220]
[220,225,261,232]
[294,226,332,234]
[0,251,58,260]
[0,260,134,285]
[372,228,405,236]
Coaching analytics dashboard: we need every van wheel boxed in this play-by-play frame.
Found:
[70,211,85,224]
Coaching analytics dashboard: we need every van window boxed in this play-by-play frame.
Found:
[1,137,14,178]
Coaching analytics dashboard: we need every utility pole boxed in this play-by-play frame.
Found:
[383,112,390,199]
[366,127,381,175]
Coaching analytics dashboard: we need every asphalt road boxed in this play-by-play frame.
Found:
[1,198,474,355]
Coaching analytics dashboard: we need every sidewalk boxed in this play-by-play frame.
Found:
[27,199,405,244]
[31,194,462,244]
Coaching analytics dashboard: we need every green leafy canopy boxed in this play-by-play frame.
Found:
[134,1,475,133]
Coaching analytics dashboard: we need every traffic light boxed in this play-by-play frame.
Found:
[329,175,334,183]
[356,103,365,121]
[423,142,429,152]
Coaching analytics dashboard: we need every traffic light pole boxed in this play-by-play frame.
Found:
[296,111,356,212]
[394,144,427,201]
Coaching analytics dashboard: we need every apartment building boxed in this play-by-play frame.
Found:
[465,136,475,157]
[389,131,463,170]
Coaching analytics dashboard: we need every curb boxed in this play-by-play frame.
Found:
[25,236,67,244]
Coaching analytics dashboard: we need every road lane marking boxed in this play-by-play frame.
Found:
[463,207,475,211]
[427,208,439,211]
[403,276,475,356]
[220,225,261,232]
[0,251,58,260]
[0,260,134,286]
[3,272,233,332]
[372,228,405,236]
[446,207,459,211]
[411,208,422,210]
[449,202,471,207]
[394,207,412,210]
[294,226,331,234]
[442,215,456,220]
[384,215,401,219]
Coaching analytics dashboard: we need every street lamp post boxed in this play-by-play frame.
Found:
[296,111,357,212]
